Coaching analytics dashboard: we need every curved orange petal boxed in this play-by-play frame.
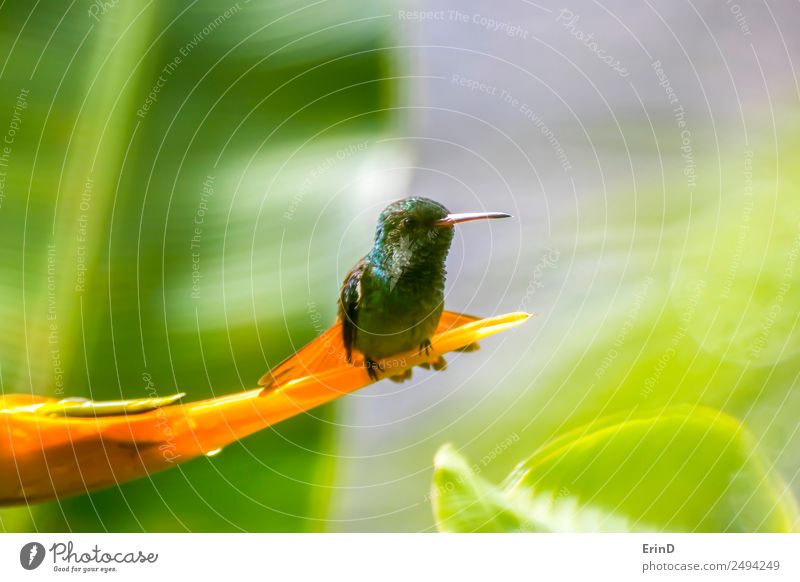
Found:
[0,312,531,505]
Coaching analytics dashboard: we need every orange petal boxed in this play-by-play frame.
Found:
[258,310,482,388]
[0,312,531,505]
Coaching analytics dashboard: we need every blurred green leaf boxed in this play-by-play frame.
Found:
[0,0,399,532]
[432,406,799,532]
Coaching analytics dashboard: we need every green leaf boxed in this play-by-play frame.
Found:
[432,406,799,532]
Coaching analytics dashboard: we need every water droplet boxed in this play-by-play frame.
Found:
[205,448,223,457]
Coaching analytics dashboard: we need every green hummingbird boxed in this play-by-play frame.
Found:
[258,196,510,388]
[339,197,510,380]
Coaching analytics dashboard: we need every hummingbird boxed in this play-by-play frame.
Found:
[259,197,510,387]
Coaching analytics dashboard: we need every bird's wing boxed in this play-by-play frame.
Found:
[339,258,366,363]
[257,308,482,388]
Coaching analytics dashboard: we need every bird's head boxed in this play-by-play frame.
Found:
[372,196,510,267]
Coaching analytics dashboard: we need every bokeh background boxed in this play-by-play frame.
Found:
[1,0,799,531]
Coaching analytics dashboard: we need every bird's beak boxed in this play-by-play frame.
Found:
[434,211,512,226]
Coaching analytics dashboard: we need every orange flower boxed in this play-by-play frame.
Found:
[0,312,530,505]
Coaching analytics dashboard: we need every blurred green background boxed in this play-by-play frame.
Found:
[1,0,799,532]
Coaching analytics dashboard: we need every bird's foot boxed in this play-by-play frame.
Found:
[388,369,413,383]
[419,356,448,372]
[454,342,480,353]
[418,338,432,356]
[365,358,383,381]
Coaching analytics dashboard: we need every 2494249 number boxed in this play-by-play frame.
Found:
[730,560,780,571]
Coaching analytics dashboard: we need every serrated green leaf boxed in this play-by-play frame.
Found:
[433,406,799,532]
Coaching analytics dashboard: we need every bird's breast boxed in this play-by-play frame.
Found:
[353,268,445,359]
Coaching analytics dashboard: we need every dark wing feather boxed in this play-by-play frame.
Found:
[339,258,366,363]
